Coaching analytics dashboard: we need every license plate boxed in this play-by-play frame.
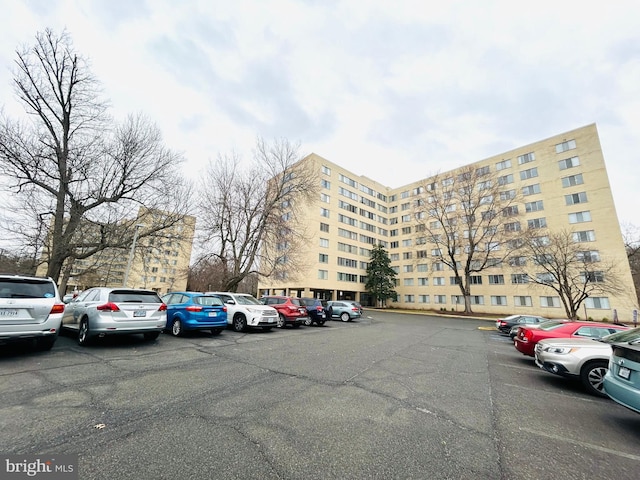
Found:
[0,309,18,317]
[208,312,217,317]
[268,318,274,323]
[133,310,147,317]
[618,366,631,380]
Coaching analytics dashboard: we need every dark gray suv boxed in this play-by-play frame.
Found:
[0,274,65,351]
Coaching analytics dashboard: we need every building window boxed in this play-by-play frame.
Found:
[517,152,535,165]
[390,253,399,261]
[337,272,358,282]
[498,174,514,185]
[500,190,516,200]
[417,264,428,272]
[320,193,330,203]
[527,218,547,229]
[556,139,577,153]
[418,295,430,304]
[565,192,588,205]
[319,238,329,248]
[509,256,527,267]
[569,211,591,224]
[491,295,507,306]
[476,165,490,176]
[469,275,482,285]
[573,230,595,242]
[520,168,538,180]
[558,156,580,170]
[488,275,504,285]
[540,296,561,308]
[433,277,445,286]
[504,222,521,232]
[418,277,429,286]
[403,265,414,273]
[434,295,446,304]
[525,200,544,213]
[319,253,328,263]
[320,207,330,218]
[496,159,512,170]
[514,296,533,307]
[522,184,541,196]
[582,271,605,283]
[320,222,329,233]
[318,270,328,280]
[403,278,414,286]
[511,274,529,284]
[322,165,331,175]
[502,205,519,217]
[562,174,584,187]
[584,297,610,309]
[402,252,413,260]
[321,179,331,189]
[404,295,415,303]
[576,250,600,262]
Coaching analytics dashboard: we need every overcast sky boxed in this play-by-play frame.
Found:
[1,0,638,228]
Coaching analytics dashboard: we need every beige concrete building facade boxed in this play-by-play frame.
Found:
[258,124,638,320]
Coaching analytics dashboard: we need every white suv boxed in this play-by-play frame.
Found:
[207,292,278,332]
[0,274,65,351]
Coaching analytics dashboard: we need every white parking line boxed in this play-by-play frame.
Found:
[520,427,640,462]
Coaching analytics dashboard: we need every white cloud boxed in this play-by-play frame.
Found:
[0,0,638,225]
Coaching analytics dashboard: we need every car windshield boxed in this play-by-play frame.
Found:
[235,294,260,305]
[195,296,223,306]
[109,290,162,303]
[600,327,640,344]
[0,278,55,298]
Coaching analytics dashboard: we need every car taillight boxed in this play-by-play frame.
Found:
[498,320,507,327]
[316,306,323,311]
[288,305,299,311]
[186,306,203,312]
[97,302,120,312]
[50,303,65,314]
[158,303,167,311]
[223,306,227,312]
[352,307,358,311]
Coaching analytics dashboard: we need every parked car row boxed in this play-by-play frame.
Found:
[496,316,640,414]
[1,275,363,351]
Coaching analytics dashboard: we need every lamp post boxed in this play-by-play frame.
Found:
[123,224,144,287]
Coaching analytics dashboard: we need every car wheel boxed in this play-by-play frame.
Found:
[263,327,273,332]
[580,361,609,397]
[304,317,312,326]
[277,314,286,328]
[317,320,325,326]
[340,312,350,322]
[233,315,247,332]
[211,328,222,336]
[171,319,183,337]
[78,319,91,346]
[292,323,301,328]
[144,331,160,341]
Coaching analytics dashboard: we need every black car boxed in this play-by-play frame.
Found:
[495,314,548,335]
[301,298,328,326]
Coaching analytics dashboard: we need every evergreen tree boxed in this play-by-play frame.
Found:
[365,244,397,307]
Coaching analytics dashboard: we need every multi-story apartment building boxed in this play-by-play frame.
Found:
[38,209,196,294]
[258,124,638,320]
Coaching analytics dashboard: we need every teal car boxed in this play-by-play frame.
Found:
[603,327,640,414]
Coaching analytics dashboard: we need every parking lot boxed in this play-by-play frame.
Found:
[1,310,639,479]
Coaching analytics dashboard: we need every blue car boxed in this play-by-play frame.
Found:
[603,327,640,414]
[161,292,227,336]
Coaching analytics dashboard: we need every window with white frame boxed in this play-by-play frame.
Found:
[581,271,605,283]
[565,192,588,205]
[418,277,429,286]
[319,238,329,248]
[491,295,507,306]
[404,295,415,303]
[320,207,329,218]
[498,174,514,186]
[434,295,446,304]
[520,167,538,180]
[433,277,445,286]
[418,295,430,304]
[540,296,561,308]
[390,253,399,261]
[500,190,516,200]
[417,263,428,272]
[322,165,331,175]
[496,159,512,170]
[558,156,580,170]
[511,274,529,284]
[321,179,331,189]
[569,211,591,224]
[476,165,490,176]
[504,222,521,232]
[528,218,547,229]
[432,262,444,271]
[518,152,535,164]
[555,140,576,153]
[319,253,328,263]
[320,193,330,203]
[403,278,414,286]
[514,296,533,307]
[562,174,584,187]
[525,200,544,212]
[320,222,329,232]
[522,184,541,195]
[403,265,413,273]
[318,270,328,279]
[584,297,610,309]
[402,252,413,260]
[573,230,595,242]
[576,250,600,262]
[488,275,504,284]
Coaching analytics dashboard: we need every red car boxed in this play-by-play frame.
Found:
[514,320,628,357]
[258,295,310,328]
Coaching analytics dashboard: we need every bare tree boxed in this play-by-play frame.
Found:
[0,29,191,284]
[197,138,318,292]
[517,229,624,319]
[413,166,528,313]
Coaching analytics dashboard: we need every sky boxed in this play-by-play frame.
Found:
[1,0,639,228]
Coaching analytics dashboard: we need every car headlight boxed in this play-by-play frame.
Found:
[543,346,576,354]
[247,308,262,314]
